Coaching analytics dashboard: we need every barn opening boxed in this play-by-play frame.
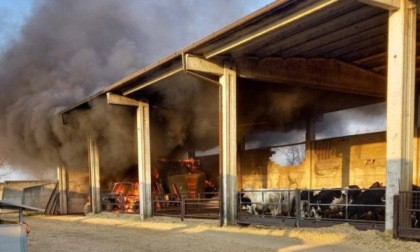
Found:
[56,0,420,237]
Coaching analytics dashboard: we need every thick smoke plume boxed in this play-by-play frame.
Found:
[0,0,262,179]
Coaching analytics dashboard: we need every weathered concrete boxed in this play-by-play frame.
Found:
[1,180,56,210]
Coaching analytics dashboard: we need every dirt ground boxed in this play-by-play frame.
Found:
[25,213,420,252]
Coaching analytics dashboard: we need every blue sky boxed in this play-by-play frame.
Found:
[0,0,34,52]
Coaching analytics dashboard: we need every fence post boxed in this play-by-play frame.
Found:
[181,196,185,221]
[295,189,300,228]
[393,194,399,239]
[120,194,125,213]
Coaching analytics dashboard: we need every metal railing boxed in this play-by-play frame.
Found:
[394,191,420,240]
[238,187,386,230]
[100,194,139,214]
[153,192,220,221]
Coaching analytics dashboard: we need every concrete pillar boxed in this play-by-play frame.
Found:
[57,164,68,214]
[106,93,152,220]
[219,62,238,226]
[137,102,152,220]
[305,118,316,189]
[414,92,419,186]
[385,0,417,230]
[88,137,101,213]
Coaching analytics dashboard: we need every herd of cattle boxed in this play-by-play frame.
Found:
[240,182,420,227]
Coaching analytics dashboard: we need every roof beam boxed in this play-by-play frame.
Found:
[359,0,400,10]
[236,57,386,97]
[123,67,183,96]
[107,92,139,106]
[183,54,224,76]
[203,0,339,59]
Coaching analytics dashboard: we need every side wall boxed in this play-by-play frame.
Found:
[242,132,391,189]
[2,180,57,209]
[67,170,89,214]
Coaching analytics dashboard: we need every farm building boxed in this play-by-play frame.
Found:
[57,0,420,238]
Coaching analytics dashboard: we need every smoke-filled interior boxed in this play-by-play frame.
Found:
[92,68,387,193]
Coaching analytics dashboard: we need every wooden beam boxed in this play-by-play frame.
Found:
[359,0,400,10]
[236,57,386,97]
[107,92,139,106]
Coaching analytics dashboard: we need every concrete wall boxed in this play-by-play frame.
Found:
[242,132,391,189]
[22,183,56,209]
[2,181,57,209]
[240,149,273,189]
[67,170,89,214]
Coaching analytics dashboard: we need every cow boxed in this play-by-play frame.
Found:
[241,188,276,216]
[278,190,297,217]
[241,187,296,217]
[345,185,362,204]
[300,189,346,219]
[347,182,386,221]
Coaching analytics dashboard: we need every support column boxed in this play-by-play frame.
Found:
[305,118,316,189]
[219,62,238,226]
[88,137,101,213]
[137,102,152,220]
[57,164,68,214]
[385,0,417,230]
[106,93,152,220]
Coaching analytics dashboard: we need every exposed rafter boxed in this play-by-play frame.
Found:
[203,0,339,59]
[236,57,386,97]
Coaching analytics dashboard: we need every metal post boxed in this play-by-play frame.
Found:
[181,196,185,221]
[393,195,400,238]
[295,189,300,227]
[18,209,23,222]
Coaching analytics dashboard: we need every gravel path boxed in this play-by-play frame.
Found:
[25,213,420,252]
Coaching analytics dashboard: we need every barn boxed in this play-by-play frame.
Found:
[57,0,420,238]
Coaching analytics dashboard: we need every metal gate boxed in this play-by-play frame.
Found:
[237,188,385,231]
[394,191,420,240]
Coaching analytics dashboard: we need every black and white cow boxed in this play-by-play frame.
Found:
[300,185,362,219]
[347,182,386,221]
[241,188,279,216]
[241,188,296,217]
[300,189,346,219]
